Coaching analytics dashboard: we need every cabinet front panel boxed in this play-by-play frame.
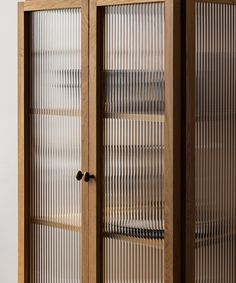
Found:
[30,9,82,283]
[102,3,165,282]
[195,2,236,282]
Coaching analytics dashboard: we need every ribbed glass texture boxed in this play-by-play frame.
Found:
[196,3,236,282]
[30,10,82,283]
[103,4,165,282]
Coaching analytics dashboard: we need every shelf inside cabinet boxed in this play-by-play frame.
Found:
[30,214,81,232]
[104,225,164,240]
[103,232,164,248]
[104,112,164,122]
[30,108,81,117]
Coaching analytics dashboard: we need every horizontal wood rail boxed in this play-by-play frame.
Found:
[97,0,165,6]
[24,0,82,12]
[196,0,236,4]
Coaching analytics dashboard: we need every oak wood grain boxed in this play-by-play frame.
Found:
[164,0,182,282]
[88,1,104,282]
[97,0,165,6]
[18,4,30,283]
[18,4,25,283]
[184,0,195,282]
[81,1,89,283]
[24,0,82,11]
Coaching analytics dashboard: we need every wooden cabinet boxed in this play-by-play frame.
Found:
[18,0,236,282]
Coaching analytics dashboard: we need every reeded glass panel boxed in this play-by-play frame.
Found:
[103,4,165,282]
[196,3,236,282]
[30,10,82,282]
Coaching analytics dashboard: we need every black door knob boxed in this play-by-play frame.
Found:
[84,172,95,182]
[76,170,84,181]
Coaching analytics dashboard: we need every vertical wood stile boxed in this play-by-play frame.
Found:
[18,3,29,283]
[184,0,195,282]
[89,0,104,282]
[81,1,89,283]
[165,0,182,282]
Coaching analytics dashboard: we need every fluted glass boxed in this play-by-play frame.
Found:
[30,9,82,283]
[103,3,165,282]
[195,3,236,282]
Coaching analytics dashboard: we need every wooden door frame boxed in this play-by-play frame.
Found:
[18,1,89,283]
[89,0,184,283]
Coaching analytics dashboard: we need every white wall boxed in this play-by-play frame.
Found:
[0,0,18,282]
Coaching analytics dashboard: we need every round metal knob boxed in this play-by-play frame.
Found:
[76,170,84,181]
[84,172,95,182]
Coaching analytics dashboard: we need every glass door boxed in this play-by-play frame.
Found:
[29,8,85,283]
[102,3,165,282]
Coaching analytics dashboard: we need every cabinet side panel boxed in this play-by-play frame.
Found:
[195,2,236,282]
